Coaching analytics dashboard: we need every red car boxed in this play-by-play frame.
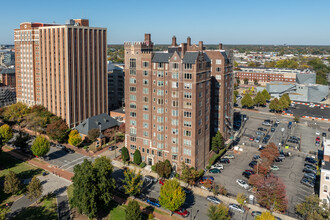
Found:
[316,137,320,141]
[249,137,254,141]
[159,178,165,185]
[245,169,255,174]
[174,208,190,217]
[199,179,213,185]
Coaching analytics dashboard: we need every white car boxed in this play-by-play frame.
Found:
[206,196,221,204]
[316,131,320,135]
[236,179,250,189]
[211,164,224,170]
[223,155,235,159]
[229,204,245,213]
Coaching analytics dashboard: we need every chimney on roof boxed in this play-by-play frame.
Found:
[219,43,223,50]
[181,43,187,57]
[144,33,152,46]
[187,37,191,46]
[199,41,203,51]
[172,36,177,46]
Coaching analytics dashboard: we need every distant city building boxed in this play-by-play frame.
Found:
[0,67,16,88]
[0,85,16,107]
[320,138,330,207]
[235,67,315,85]
[108,61,125,111]
[15,19,108,127]
[3,52,15,66]
[124,34,233,169]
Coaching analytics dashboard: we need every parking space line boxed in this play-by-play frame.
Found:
[60,156,87,169]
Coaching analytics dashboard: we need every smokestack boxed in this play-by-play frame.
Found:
[172,36,177,46]
[219,43,223,50]
[144,33,151,46]
[187,37,191,46]
[199,41,203,51]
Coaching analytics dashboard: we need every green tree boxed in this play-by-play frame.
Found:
[234,90,239,97]
[264,61,276,68]
[2,102,30,124]
[31,136,50,157]
[255,212,275,220]
[159,179,186,214]
[276,59,299,69]
[207,204,230,220]
[87,128,100,142]
[68,130,82,147]
[248,61,257,67]
[13,131,29,150]
[211,131,224,153]
[279,95,289,109]
[121,146,129,163]
[241,94,254,108]
[71,157,116,219]
[4,171,21,195]
[269,98,283,112]
[163,159,172,178]
[243,78,249,84]
[261,89,271,100]
[295,195,330,220]
[46,118,69,143]
[27,176,42,201]
[236,193,247,206]
[155,161,165,177]
[181,163,199,186]
[133,149,142,165]
[254,92,266,106]
[233,96,237,105]
[126,200,142,220]
[254,79,258,85]
[123,169,143,196]
[0,124,13,143]
[234,61,238,67]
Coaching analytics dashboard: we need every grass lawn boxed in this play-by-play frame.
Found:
[12,193,57,220]
[108,205,126,220]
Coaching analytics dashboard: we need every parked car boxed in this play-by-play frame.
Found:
[315,141,320,147]
[159,178,166,185]
[253,155,260,160]
[315,131,320,135]
[251,211,262,217]
[144,175,157,183]
[304,173,316,180]
[236,179,250,189]
[200,185,211,191]
[108,145,118,151]
[275,157,283,162]
[207,196,221,204]
[63,147,75,154]
[218,158,230,164]
[249,161,257,168]
[271,165,279,171]
[245,169,255,174]
[322,132,327,137]
[258,127,267,132]
[146,198,161,207]
[305,157,317,164]
[255,136,261,143]
[262,122,272,126]
[271,127,275,132]
[56,144,65,149]
[303,167,317,174]
[229,203,245,213]
[249,136,255,141]
[209,169,221,174]
[278,155,285,160]
[258,146,265,151]
[304,164,316,170]
[202,176,215,181]
[174,208,190,217]
[223,154,235,159]
[211,164,224,170]
[256,131,265,136]
[300,178,315,188]
[242,171,252,179]
[288,121,292,129]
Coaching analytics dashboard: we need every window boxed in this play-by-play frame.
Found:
[172,91,179,98]
[172,82,179,88]
[184,73,192,79]
[198,128,202,134]
[172,129,178,135]
[172,138,178,144]
[130,78,136,84]
[184,121,192,127]
[130,128,136,135]
[172,119,178,126]
[143,70,148,76]
[172,72,178,79]
[157,72,164,77]
[130,58,136,68]
[216,75,221,80]
[157,81,164,86]
[157,117,164,123]
[183,102,192,109]
[143,114,149,120]
[143,97,148,102]
[172,155,178,160]
[184,130,192,137]
[130,95,136,101]
[183,149,191,156]
[199,92,203,98]
[130,112,136,117]
[158,151,162,156]
[143,140,149,145]
[324,185,328,193]
[184,83,192,89]
[143,131,149,137]
[172,110,178,117]
[172,147,178,153]
[157,126,164,131]
[130,103,136,109]
[185,158,191,164]
[143,79,148,85]
[183,139,192,146]
[157,90,164,96]
[216,59,222,64]
[129,87,136,92]
[130,120,136,126]
[184,64,192,70]
[143,61,149,67]
[157,108,164,113]
[143,105,149,111]
[130,145,136,150]
[158,63,164,68]
[216,67,221,72]
[172,63,179,69]
[143,88,149,94]
[157,99,164,104]
[157,134,164,141]
[130,136,136,142]
[326,174,330,180]
[129,69,136,75]
[184,111,192,117]
[184,92,192,99]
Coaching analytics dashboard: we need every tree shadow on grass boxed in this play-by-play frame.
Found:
[97,200,122,219]
[0,152,23,171]
[11,205,57,220]
[17,168,43,180]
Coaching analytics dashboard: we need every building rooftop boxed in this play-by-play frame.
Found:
[0,68,15,75]
[75,113,119,135]
[322,161,330,171]
[236,66,315,75]
[111,107,125,114]
[324,139,330,157]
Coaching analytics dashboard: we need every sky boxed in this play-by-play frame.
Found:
[1,0,330,45]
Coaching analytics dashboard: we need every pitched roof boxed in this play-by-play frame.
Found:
[152,52,173,63]
[0,68,15,74]
[182,52,199,64]
[75,113,119,135]
[322,161,330,171]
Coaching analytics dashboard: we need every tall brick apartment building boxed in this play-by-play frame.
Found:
[15,19,108,127]
[124,34,233,169]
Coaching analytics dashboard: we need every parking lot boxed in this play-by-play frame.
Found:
[289,104,330,119]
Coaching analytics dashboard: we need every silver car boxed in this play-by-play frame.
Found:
[229,203,245,213]
[207,196,221,204]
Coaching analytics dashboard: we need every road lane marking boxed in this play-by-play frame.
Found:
[60,156,87,169]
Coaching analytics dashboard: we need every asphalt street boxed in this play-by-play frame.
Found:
[289,104,330,119]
